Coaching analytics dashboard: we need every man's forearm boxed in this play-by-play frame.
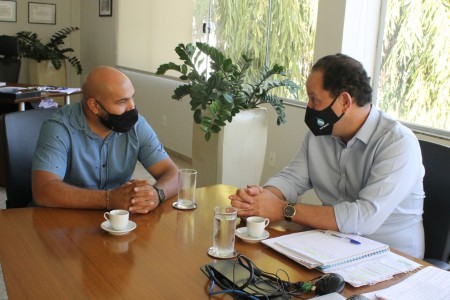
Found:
[32,171,109,209]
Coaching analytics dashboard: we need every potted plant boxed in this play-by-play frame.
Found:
[156,42,299,141]
[157,42,300,187]
[16,26,82,75]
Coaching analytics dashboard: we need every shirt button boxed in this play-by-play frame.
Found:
[102,164,106,168]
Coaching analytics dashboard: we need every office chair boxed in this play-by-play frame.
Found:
[0,35,21,83]
[419,140,450,270]
[0,109,56,208]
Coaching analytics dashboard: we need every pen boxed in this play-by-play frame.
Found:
[319,230,361,245]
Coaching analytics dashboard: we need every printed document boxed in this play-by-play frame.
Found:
[373,266,450,300]
[262,230,421,287]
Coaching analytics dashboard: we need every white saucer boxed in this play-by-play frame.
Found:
[235,227,269,243]
[172,202,197,210]
[207,247,237,259]
[101,220,137,236]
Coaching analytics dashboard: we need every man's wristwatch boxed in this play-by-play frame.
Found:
[154,186,165,204]
[283,203,296,221]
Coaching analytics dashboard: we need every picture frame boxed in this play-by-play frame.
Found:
[28,2,56,25]
[0,0,17,23]
[99,0,112,17]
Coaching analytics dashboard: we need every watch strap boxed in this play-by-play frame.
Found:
[154,186,165,204]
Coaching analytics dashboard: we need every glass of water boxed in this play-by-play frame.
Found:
[176,169,197,209]
[210,206,237,258]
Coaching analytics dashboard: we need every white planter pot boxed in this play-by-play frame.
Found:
[29,59,67,87]
[192,107,268,188]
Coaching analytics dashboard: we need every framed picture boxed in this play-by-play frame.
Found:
[28,2,56,24]
[0,0,16,22]
[99,0,112,17]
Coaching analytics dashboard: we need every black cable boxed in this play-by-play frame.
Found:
[237,254,313,296]
[205,254,315,299]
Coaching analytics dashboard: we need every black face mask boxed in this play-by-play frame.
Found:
[95,100,138,133]
[304,96,344,136]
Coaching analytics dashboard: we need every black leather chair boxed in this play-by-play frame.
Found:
[0,35,21,83]
[0,109,56,208]
[419,140,450,270]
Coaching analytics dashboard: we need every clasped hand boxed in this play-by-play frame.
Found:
[229,185,285,221]
[110,179,159,214]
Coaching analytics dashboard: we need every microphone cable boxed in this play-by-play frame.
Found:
[204,254,315,299]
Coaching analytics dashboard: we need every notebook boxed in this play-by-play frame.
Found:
[262,230,421,287]
[263,230,389,271]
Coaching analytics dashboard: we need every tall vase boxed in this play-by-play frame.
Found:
[192,107,268,188]
[29,59,67,86]
[29,59,68,106]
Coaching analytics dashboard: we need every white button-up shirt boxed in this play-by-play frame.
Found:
[266,106,425,258]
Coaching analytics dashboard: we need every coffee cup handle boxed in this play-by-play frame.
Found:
[264,218,270,227]
[104,212,110,222]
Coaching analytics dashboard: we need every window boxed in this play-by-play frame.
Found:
[193,0,318,101]
[376,0,449,133]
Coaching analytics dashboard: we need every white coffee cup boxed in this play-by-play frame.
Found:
[246,216,270,238]
[104,209,129,231]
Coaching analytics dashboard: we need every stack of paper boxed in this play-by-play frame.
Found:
[365,266,450,300]
[262,230,421,287]
[0,86,41,99]
[45,87,81,94]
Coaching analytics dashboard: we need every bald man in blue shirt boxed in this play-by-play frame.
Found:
[32,66,178,213]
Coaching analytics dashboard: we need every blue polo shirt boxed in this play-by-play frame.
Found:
[32,103,168,190]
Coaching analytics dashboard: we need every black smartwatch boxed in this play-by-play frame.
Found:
[283,203,296,221]
[154,186,165,204]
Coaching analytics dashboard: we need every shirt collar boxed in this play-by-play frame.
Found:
[350,105,379,145]
[69,102,85,130]
[69,102,117,139]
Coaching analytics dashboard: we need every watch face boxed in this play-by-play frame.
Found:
[156,188,165,201]
[284,205,295,217]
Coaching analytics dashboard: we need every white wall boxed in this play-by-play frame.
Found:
[121,69,193,158]
[116,1,193,73]
[80,0,116,74]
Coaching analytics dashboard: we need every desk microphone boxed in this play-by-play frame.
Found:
[313,273,345,295]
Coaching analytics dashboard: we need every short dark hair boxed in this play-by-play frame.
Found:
[311,54,373,106]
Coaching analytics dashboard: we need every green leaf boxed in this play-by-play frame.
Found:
[16,27,83,74]
[210,124,221,133]
[193,109,202,123]
[222,93,233,103]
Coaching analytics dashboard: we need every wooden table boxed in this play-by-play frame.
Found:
[0,83,81,111]
[0,185,427,299]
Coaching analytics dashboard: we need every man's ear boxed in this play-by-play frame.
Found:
[86,98,99,114]
[341,92,353,112]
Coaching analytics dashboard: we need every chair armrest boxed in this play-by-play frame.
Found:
[424,258,450,271]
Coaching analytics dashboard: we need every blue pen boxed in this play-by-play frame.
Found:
[319,230,361,245]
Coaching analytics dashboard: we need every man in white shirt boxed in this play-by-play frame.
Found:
[230,54,425,258]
